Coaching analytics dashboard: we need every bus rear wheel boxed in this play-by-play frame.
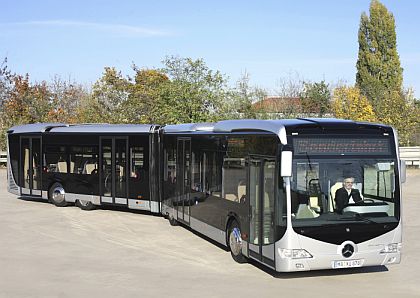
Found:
[76,199,96,211]
[228,220,247,264]
[49,183,68,207]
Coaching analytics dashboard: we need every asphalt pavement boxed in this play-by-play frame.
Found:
[0,168,419,298]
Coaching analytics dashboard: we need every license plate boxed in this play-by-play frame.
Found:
[332,259,364,269]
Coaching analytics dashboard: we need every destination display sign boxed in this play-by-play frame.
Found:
[293,138,391,155]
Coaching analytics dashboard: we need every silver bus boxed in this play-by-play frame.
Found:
[160,119,404,271]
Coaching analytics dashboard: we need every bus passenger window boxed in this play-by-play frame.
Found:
[44,146,67,173]
[222,157,246,203]
[130,147,144,179]
[69,146,98,175]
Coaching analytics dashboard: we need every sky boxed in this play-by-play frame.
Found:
[1,0,419,97]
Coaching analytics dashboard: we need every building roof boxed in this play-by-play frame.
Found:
[253,96,302,113]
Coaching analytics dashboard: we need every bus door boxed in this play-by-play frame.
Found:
[248,156,276,268]
[176,138,191,224]
[20,136,42,197]
[100,137,128,205]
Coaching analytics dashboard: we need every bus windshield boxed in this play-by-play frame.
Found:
[290,158,399,226]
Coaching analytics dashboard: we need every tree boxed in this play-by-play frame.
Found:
[356,0,418,145]
[356,0,403,108]
[0,58,14,150]
[0,58,13,110]
[331,86,377,122]
[301,80,331,117]
[128,67,169,123]
[48,76,89,123]
[157,56,228,124]
[3,74,52,125]
[229,72,267,119]
[91,67,131,123]
[376,90,418,145]
[274,71,304,98]
[270,72,305,118]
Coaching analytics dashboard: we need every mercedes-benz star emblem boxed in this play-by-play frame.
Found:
[342,244,354,258]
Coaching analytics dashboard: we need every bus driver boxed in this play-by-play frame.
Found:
[335,177,362,213]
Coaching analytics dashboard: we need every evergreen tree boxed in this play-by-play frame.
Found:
[355,0,419,145]
[356,0,403,108]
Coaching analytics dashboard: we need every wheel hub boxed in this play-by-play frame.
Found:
[229,227,242,256]
[52,187,65,203]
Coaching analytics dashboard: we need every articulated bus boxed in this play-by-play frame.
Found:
[6,119,405,272]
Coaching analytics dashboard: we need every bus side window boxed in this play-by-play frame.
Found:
[44,146,67,173]
[222,157,246,203]
[69,146,98,175]
[130,147,144,179]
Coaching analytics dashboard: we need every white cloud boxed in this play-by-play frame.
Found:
[2,20,171,37]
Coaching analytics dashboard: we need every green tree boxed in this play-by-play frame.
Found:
[76,94,104,123]
[128,67,168,123]
[229,73,267,119]
[157,56,228,124]
[356,0,403,108]
[356,0,419,145]
[91,67,131,123]
[301,80,331,117]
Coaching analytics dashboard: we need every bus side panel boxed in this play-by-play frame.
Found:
[7,134,20,195]
[188,134,249,236]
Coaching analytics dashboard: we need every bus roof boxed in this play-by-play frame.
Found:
[8,118,392,138]
[7,123,157,134]
[163,118,392,144]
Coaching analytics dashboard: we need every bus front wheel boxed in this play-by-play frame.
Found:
[228,220,247,263]
[49,183,68,207]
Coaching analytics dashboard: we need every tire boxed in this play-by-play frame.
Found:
[168,213,178,226]
[227,220,247,263]
[49,182,68,207]
[76,199,96,211]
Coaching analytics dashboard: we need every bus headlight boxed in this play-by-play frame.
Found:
[380,243,402,254]
[279,248,313,259]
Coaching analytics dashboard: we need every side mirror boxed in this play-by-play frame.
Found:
[281,145,293,177]
[400,159,406,184]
